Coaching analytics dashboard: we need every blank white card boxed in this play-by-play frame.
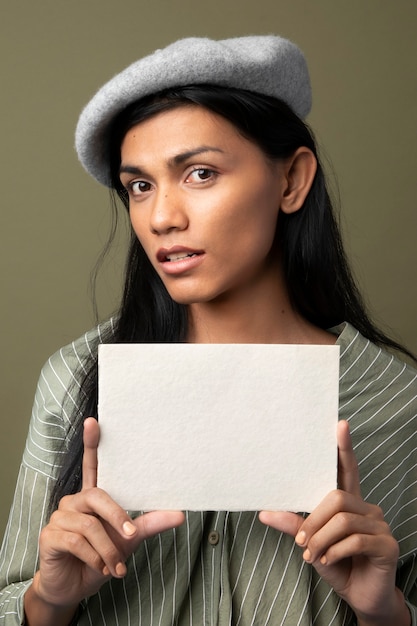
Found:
[97,343,339,512]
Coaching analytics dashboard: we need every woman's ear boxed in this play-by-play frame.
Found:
[280,147,317,214]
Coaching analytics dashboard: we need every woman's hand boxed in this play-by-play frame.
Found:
[26,418,185,622]
[259,421,410,626]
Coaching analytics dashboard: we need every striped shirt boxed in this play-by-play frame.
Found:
[0,322,416,625]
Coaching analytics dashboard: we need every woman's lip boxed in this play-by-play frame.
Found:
[156,247,205,275]
[156,246,204,263]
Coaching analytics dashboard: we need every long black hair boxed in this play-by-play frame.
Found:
[49,84,415,512]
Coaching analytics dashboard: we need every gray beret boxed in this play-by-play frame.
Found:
[75,35,312,187]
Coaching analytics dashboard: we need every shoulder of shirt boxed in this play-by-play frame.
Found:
[22,319,117,476]
[40,317,117,386]
[336,321,416,368]
[335,321,417,411]
[35,318,116,430]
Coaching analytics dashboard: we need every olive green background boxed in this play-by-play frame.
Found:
[1,1,416,535]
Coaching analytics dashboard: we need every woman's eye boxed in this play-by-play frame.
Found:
[187,168,215,183]
[130,180,152,195]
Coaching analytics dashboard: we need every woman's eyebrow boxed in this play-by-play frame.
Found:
[119,164,144,176]
[169,146,224,165]
[119,146,225,177]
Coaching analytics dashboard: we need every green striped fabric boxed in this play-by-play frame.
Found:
[1,322,416,625]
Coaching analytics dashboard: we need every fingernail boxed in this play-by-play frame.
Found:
[102,565,110,576]
[295,530,306,546]
[303,549,312,562]
[123,521,136,536]
[320,554,328,565]
[115,562,126,577]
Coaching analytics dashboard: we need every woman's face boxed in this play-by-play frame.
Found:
[119,105,289,306]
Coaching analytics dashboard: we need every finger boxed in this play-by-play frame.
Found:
[82,417,100,491]
[40,525,107,576]
[318,529,399,568]
[258,511,304,537]
[134,511,186,542]
[60,488,139,542]
[61,488,184,547]
[51,510,185,577]
[299,508,389,564]
[337,420,361,497]
[294,489,371,548]
[42,510,126,577]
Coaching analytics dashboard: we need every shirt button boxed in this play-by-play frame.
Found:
[208,530,220,546]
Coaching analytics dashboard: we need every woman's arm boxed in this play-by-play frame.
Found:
[259,421,412,625]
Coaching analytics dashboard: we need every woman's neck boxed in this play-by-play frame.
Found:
[186,269,335,346]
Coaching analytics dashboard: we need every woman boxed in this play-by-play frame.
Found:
[1,35,416,625]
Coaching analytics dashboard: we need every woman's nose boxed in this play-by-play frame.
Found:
[149,189,189,234]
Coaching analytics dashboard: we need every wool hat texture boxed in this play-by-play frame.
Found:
[75,35,312,187]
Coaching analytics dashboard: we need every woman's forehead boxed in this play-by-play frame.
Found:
[121,105,244,153]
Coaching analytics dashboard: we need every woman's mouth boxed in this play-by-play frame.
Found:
[165,251,199,262]
[157,247,205,275]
